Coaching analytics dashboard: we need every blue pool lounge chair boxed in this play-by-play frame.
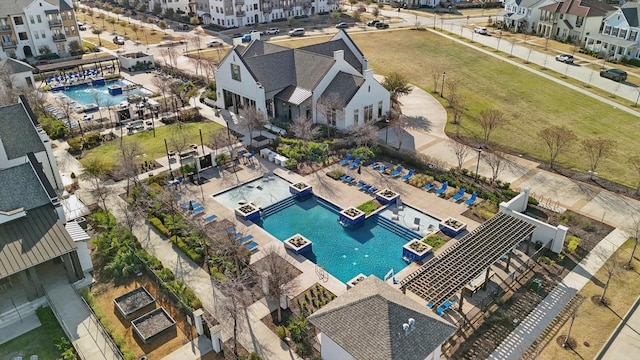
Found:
[436,181,448,195]
[390,166,403,177]
[203,214,218,223]
[356,180,366,189]
[238,235,254,244]
[191,207,205,215]
[377,165,388,172]
[340,174,349,181]
[465,192,477,206]
[361,184,371,191]
[246,241,259,251]
[402,169,415,180]
[368,186,378,194]
[369,161,380,168]
[348,157,361,169]
[340,153,352,165]
[452,188,466,201]
[424,183,434,191]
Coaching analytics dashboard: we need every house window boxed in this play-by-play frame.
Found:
[29,16,34,24]
[13,16,24,25]
[18,32,28,40]
[631,31,638,41]
[34,31,39,39]
[364,105,373,122]
[378,101,383,117]
[231,64,241,81]
[41,30,46,38]
[353,109,359,124]
[604,25,611,35]
[37,15,42,23]
[576,16,583,28]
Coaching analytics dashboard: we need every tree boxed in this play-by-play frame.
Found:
[291,115,319,144]
[349,0,357,10]
[57,98,82,136]
[627,214,640,269]
[450,142,471,170]
[431,68,445,94]
[349,122,378,147]
[596,247,621,304]
[580,137,615,179]
[87,8,94,24]
[91,92,105,124]
[118,140,142,197]
[628,155,640,194]
[0,63,17,104]
[484,151,507,183]
[539,125,577,169]
[151,75,171,113]
[382,72,412,108]
[238,105,268,146]
[68,40,82,55]
[260,247,298,322]
[130,23,139,40]
[330,11,341,23]
[159,20,168,35]
[217,274,251,357]
[107,18,116,32]
[390,111,411,151]
[82,157,111,209]
[92,28,103,46]
[477,109,509,146]
[316,92,342,138]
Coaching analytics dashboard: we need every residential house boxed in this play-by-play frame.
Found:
[308,276,457,360]
[148,0,197,16]
[0,95,64,191]
[214,30,390,130]
[537,0,615,44]
[501,0,556,33]
[0,0,81,60]
[194,0,339,28]
[585,2,640,60]
[0,57,35,88]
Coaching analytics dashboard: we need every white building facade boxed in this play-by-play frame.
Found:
[148,0,196,15]
[585,2,640,60]
[537,0,614,44]
[1,0,81,61]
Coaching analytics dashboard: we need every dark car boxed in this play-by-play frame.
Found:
[131,10,137,16]
[177,24,190,30]
[600,68,627,82]
[367,19,380,26]
[335,22,349,29]
[375,22,389,29]
[231,33,244,38]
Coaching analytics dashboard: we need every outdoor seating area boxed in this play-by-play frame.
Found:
[45,69,104,89]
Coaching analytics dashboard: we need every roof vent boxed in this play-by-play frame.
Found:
[408,318,415,330]
[402,323,409,335]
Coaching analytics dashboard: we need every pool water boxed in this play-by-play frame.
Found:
[213,175,292,209]
[60,79,152,106]
[257,196,415,283]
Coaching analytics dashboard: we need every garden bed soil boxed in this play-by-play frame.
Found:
[90,274,194,357]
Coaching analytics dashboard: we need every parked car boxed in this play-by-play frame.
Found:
[289,28,305,36]
[231,33,244,38]
[130,10,137,16]
[266,27,280,35]
[113,36,125,45]
[336,22,349,29]
[600,68,627,82]
[375,22,389,29]
[206,40,223,47]
[177,24,190,30]
[249,29,264,35]
[367,19,380,26]
[241,34,252,42]
[77,22,87,31]
[474,26,488,35]
[555,54,574,63]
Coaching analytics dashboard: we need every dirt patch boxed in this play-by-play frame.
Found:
[198,340,249,360]
[91,275,195,358]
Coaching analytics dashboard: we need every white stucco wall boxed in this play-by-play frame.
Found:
[12,69,35,88]
[214,49,267,114]
[320,333,356,360]
[342,69,390,128]
[75,240,93,272]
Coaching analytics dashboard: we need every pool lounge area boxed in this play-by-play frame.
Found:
[53,78,152,107]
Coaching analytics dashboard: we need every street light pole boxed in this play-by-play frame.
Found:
[474,148,482,181]
[440,72,446,98]
[164,138,173,179]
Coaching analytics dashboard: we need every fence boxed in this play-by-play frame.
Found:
[76,292,126,360]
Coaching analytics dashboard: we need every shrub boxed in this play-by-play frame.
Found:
[83,132,102,149]
[408,173,433,188]
[285,158,298,169]
[327,169,345,180]
[565,235,581,254]
[351,146,375,162]
[538,256,555,265]
[276,325,287,340]
[149,217,170,237]
[67,137,83,153]
[179,107,202,122]
[38,114,66,139]
[215,153,229,165]
[422,233,446,250]
[170,235,203,264]
[357,200,380,215]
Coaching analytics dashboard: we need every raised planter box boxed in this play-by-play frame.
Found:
[108,84,123,95]
[113,286,156,320]
[439,216,467,237]
[289,182,312,197]
[402,239,433,263]
[339,207,365,227]
[131,307,176,344]
[375,188,400,205]
[235,203,260,221]
[347,273,367,290]
[284,233,312,255]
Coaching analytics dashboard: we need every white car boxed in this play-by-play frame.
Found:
[113,36,125,45]
[249,29,264,35]
[206,40,223,47]
[78,22,87,31]
[289,28,305,36]
[555,54,574,64]
[266,27,280,35]
[474,27,488,35]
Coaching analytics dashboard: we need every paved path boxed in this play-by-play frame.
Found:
[596,295,640,359]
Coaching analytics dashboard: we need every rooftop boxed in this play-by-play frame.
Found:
[0,162,52,213]
[0,100,46,160]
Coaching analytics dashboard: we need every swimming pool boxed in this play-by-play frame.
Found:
[59,79,152,106]
[257,196,419,283]
[212,175,293,209]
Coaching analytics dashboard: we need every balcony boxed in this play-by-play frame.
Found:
[2,40,17,49]
[48,19,62,28]
[262,6,272,13]
[52,34,66,42]
[235,11,246,17]
[0,24,11,33]
[235,0,245,4]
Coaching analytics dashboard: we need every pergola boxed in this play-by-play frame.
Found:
[400,212,537,308]
[35,54,118,75]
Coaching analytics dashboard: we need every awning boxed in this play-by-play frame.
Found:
[587,33,638,48]
[563,19,573,30]
[275,86,312,106]
[61,194,91,221]
[509,14,525,21]
[65,221,90,243]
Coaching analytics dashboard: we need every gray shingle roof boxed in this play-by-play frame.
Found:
[3,0,69,15]
[308,276,456,360]
[0,102,46,160]
[299,38,364,73]
[621,2,640,28]
[0,58,34,74]
[241,41,290,58]
[0,205,76,279]
[321,71,365,108]
[0,162,52,212]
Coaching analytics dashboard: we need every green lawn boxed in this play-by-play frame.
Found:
[81,122,223,170]
[279,30,640,187]
[0,307,70,360]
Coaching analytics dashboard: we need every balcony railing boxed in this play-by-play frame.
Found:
[52,34,66,42]
[48,19,62,27]
[236,0,245,5]
[0,24,11,32]
[2,40,17,49]
[236,11,246,17]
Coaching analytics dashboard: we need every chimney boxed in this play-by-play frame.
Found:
[364,69,373,81]
[333,50,344,62]
[402,323,410,335]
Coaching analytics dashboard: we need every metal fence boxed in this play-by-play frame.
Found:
[75,292,125,360]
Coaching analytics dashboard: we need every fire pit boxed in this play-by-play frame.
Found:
[439,217,467,237]
[375,188,400,205]
[339,207,366,227]
[402,239,433,263]
[113,286,156,320]
[284,233,313,255]
[235,203,260,221]
[347,273,367,290]
[131,307,177,344]
[289,182,312,197]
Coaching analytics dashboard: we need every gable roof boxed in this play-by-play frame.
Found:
[0,58,34,74]
[0,162,52,213]
[540,0,615,17]
[0,100,46,160]
[519,0,549,9]
[308,276,456,360]
[0,205,76,279]
[321,71,365,108]
[299,38,363,73]
[621,2,640,27]
[241,41,290,58]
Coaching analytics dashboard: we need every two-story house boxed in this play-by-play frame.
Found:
[537,0,615,44]
[585,2,640,60]
[501,0,556,33]
[148,0,197,16]
[0,0,81,61]
[214,30,390,129]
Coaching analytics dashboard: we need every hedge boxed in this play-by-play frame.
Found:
[170,235,203,264]
[149,217,170,237]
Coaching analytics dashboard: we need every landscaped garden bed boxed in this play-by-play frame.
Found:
[403,239,433,262]
[131,307,177,345]
[339,206,366,227]
[284,233,313,255]
[113,286,156,320]
[439,216,467,237]
[235,203,260,221]
[375,188,400,205]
